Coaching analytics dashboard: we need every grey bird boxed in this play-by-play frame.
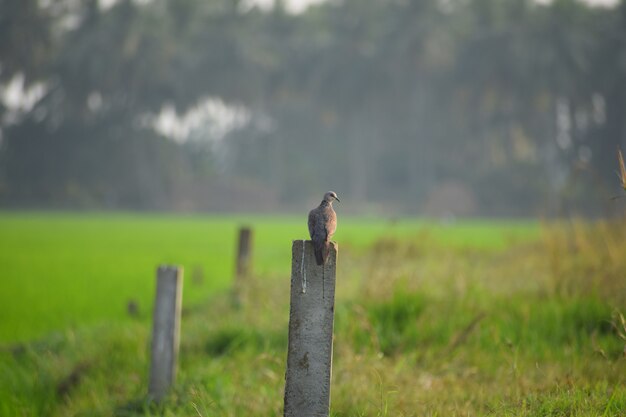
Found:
[308,191,340,266]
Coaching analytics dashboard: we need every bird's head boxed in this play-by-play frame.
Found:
[323,191,340,204]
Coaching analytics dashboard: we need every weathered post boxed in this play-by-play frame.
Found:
[232,226,253,307]
[148,265,183,402]
[236,226,253,279]
[283,240,337,417]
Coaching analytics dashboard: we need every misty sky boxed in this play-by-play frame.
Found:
[270,0,619,12]
[98,0,620,13]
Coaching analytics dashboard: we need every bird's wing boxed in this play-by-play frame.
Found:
[308,208,318,239]
[309,207,327,242]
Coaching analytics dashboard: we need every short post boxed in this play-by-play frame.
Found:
[283,240,338,417]
[148,265,184,402]
[235,226,253,279]
[232,226,253,307]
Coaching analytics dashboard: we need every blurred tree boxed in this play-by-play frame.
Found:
[0,0,52,84]
[0,0,624,215]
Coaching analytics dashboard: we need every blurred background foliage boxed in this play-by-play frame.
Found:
[1,0,625,216]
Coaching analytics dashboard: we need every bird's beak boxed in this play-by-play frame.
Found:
[335,196,340,202]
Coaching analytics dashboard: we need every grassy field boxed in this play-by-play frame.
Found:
[0,213,536,343]
[1,213,625,416]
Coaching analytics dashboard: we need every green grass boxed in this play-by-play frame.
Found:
[2,213,625,416]
[0,212,536,343]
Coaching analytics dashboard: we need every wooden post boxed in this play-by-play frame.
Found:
[232,226,253,307]
[236,226,253,279]
[148,265,183,402]
[283,240,337,417]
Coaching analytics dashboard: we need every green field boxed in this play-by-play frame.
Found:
[1,213,625,416]
[0,213,536,343]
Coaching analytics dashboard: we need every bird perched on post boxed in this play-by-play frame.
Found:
[308,191,340,266]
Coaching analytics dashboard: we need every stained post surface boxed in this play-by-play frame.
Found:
[236,226,253,279]
[149,265,183,402]
[283,240,337,417]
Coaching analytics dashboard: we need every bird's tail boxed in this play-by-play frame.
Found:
[313,241,325,266]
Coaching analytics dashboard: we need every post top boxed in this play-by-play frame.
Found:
[292,240,338,249]
[157,265,182,274]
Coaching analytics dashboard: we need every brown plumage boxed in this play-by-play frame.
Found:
[308,191,339,265]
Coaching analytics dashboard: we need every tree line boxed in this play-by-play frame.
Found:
[1,0,625,216]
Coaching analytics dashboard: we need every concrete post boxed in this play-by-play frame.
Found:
[283,240,337,417]
[236,226,253,279]
[148,265,183,402]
